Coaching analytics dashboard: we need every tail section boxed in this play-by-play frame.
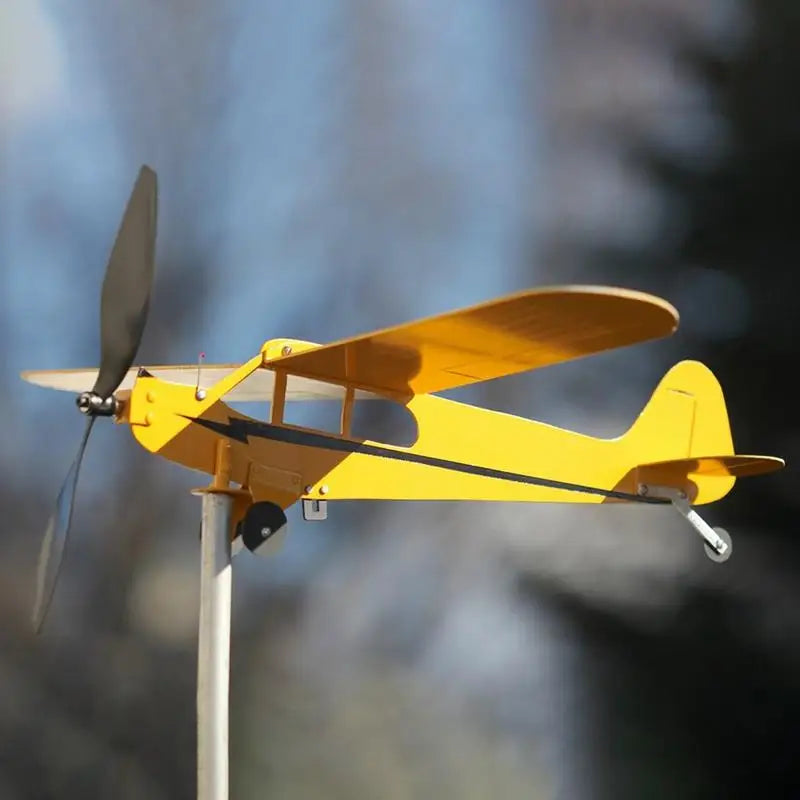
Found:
[621,360,783,504]
[625,360,734,462]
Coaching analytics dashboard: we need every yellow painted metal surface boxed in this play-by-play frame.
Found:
[268,285,679,395]
[638,455,784,479]
[296,361,740,506]
[126,354,264,450]
[125,354,772,510]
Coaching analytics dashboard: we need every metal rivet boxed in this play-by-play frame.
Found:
[261,527,272,539]
[304,485,313,494]
[281,345,292,356]
[146,390,157,403]
[195,389,207,401]
[145,411,155,425]
[320,485,329,495]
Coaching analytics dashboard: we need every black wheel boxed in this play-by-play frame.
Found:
[241,502,288,556]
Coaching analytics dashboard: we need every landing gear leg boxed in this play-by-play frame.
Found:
[638,483,732,563]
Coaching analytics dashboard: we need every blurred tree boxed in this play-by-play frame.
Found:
[512,1,800,797]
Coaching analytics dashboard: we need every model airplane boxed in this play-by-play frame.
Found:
[23,165,785,635]
[23,164,786,800]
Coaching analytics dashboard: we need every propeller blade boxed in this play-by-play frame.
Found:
[32,416,96,634]
[92,165,158,399]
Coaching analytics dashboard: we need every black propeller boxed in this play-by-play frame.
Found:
[32,165,158,633]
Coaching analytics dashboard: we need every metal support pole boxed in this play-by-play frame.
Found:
[197,490,233,800]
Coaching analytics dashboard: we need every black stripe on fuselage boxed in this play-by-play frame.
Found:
[184,415,663,504]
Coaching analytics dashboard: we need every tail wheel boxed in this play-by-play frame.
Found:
[704,526,732,563]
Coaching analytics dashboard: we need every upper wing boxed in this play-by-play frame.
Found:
[270,285,679,395]
[21,365,377,402]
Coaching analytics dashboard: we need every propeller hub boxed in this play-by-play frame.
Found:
[76,392,119,417]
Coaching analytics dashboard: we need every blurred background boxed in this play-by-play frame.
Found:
[1,1,798,797]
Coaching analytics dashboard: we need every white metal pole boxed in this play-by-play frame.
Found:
[197,491,233,800]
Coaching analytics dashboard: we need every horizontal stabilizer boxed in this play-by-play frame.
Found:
[638,455,785,480]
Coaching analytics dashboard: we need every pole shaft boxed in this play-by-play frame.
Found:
[198,492,233,800]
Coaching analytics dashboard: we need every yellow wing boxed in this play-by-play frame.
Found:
[270,285,679,395]
[21,365,378,402]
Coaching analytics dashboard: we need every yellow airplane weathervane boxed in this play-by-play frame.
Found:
[21,165,785,800]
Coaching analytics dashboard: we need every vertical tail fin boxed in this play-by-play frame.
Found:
[626,360,734,459]
[623,360,736,504]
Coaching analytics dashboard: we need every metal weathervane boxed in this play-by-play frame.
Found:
[24,165,786,800]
